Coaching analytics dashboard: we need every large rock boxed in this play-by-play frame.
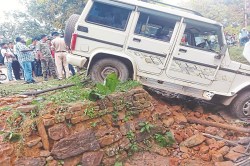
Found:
[26,137,42,148]
[224,150,243,162]
[14,157,46,166]
[17,105,38,113]
[51,130,100,159]
[173,112,187,124]
[48,123,69,141]
[98,129,122,147]
[180,133,206,148]
[37,119,50,150]
[81,151,104,166]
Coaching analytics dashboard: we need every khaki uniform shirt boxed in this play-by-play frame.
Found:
[51,37,67,52]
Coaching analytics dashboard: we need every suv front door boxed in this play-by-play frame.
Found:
[166,19,224,85]
[126,8,181,75]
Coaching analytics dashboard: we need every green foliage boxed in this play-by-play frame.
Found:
[184,0,247,28]
[22,0,87,30]
[88,73,120,101]
[154,132,175,147]
[47,85,89,104]
[84,107,95,118]
[90,122,97,128]
[129,142,139,152]
[139,122,154,133]
[30,110,39,119]
[126,130,135,141]
[6,111,26,128]
[114,162,123,166]
[0,131,22,142]
[89,73,141,101]
[117,80,141,92]
[0,106,12,112]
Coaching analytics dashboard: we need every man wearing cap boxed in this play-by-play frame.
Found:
[51,32,70,80]
[36,34,57,81]
[1,41,15,81]
[15,37,35,84]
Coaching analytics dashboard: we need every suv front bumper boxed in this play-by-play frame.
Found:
[66,54,87,67]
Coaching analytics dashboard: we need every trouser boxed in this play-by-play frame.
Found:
[12,60,21,80]
[41,58,57,78]
[5,62,13,81]
[21,61,33,83]
[34,59,42,76]
[55,52,70,79]
[68,64,76,76]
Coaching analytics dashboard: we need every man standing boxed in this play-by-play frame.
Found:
[51,32,70,80]
[9,41,21,80]
[15,37,35,84]
[1,41,14,81]
[37,35,57,81]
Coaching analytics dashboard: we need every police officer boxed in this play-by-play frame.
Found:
[36,35,57,81]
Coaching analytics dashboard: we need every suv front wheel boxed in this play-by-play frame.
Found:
[230,90,250,120]
[90,58,129,83]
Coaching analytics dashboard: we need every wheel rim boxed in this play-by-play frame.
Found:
[101,66,119,80]
[243,100,250,116]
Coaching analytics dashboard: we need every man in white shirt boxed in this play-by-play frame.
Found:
[243,41,250,63]
[1,41,15,81]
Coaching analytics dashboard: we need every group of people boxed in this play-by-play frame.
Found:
[0,32,75,83]
[225,28,250,46]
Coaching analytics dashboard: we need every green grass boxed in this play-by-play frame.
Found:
[229,46,249,64]
[0,74,86,97]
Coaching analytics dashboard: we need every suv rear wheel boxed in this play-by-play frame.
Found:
[230,90,250,120]
[90,58,129,83]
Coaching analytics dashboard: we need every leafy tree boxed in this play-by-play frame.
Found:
[21,0,87,30]
[0,11,50,40]
[182,0,248,29]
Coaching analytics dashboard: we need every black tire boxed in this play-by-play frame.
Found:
[90,58,129,83]
[64,14,80,47]
[230,90,250,120]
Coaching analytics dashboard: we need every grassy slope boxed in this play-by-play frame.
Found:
[228,46,249,64]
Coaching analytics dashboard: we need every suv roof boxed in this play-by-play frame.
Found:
[107,0,222,26]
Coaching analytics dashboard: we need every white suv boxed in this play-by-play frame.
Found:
[65,0,250,120]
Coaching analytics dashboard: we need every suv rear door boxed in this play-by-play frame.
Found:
[75,0,135,54]
[166,19,224,85]
[126,8,182,75]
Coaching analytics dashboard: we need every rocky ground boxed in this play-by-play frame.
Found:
[0,85,250,166]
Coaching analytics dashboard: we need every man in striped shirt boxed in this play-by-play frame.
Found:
[15,37,35,84]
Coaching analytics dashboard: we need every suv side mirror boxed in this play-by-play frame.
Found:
[215,45,227,59]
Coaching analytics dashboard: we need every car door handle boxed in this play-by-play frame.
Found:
[77,26,88,33]
[179,49,187,53]
[133,38,141,42]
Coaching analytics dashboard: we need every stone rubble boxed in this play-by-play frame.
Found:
[0,88,249,166]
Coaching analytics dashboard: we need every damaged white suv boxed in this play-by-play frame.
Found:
[65,0,250,120]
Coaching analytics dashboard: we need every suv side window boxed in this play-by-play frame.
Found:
[135,12,178,42]
[86,2,131,31]
[182,19,222,52]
